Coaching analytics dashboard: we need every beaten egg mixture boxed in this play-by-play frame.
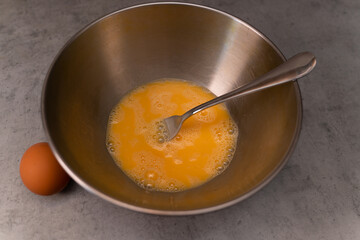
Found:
[106,80,238,192]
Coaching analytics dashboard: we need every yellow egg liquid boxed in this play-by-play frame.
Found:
[106,79,238,192]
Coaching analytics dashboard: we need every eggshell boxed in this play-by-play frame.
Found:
[20,142,70,195]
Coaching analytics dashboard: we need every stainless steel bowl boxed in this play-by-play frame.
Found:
[42,3,302,215]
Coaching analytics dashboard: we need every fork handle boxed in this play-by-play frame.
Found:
[183,52,316,119]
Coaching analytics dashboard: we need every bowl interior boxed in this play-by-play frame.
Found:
[43,3,301,214]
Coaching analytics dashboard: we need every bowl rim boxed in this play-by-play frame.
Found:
[41,2,303,216]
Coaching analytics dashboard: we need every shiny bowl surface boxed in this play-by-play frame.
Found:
[42,2,302,215]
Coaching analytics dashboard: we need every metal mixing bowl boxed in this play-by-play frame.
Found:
[42,3,302,215]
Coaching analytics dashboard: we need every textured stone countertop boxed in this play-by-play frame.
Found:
[1,0,359,239]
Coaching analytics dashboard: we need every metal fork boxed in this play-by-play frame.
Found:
[162,52,316,141]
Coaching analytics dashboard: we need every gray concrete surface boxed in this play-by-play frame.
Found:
[1,0,359,239]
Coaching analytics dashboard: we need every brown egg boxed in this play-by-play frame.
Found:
[20,142,70,195]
